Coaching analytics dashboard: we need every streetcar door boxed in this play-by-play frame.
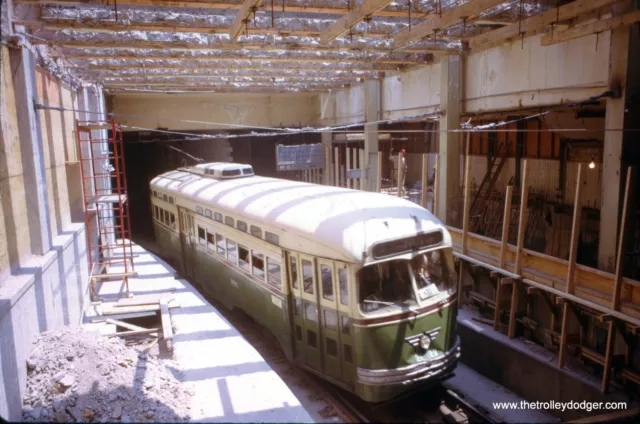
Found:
[178,207,196,280]
[318,260,354,385]
[287,252,305,365]
[299,253,322,371]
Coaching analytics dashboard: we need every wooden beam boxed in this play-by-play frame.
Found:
[461,132,472,255]
[499,185,514,269]
[514,160,529,275]
[43,39,444,56]
[376,152,382,192]
[601,320,616,393]
[394,0,506,47]
[494,278,505,330]
[320,0,393,44]
[612,167,635,310]
[566,163,584,295]
[97,75,359,83]
[420,153,428,208]
[542,10,640,46]
[558,302,571,367]
[105,318,147,332]
[470,0,619,51]
[432,154,439,217]
[230,1,263,41]
[14,0,427,18]
[508,280,520,338]
[66,54,411,68]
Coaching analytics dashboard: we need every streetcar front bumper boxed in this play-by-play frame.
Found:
[356,337,460,386]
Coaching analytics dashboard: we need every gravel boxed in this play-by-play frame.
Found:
[21,327,192,423]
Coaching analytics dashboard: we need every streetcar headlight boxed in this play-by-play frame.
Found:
[419,335,431,351]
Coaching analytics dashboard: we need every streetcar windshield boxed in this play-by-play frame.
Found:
[358,248,456,315]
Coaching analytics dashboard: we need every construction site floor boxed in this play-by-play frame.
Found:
[89,241,314,423]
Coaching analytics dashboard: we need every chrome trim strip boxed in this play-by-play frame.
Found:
[357,337,460,386]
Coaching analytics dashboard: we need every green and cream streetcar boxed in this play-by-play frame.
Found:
[150,162,460,402]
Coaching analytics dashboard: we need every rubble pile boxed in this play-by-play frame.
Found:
[22,327,192,423]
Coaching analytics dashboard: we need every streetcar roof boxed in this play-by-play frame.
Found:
[151,165,451,263]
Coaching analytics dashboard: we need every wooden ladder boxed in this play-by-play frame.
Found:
[469,141,511,234]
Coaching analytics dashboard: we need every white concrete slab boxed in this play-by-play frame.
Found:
[94,241,315,423]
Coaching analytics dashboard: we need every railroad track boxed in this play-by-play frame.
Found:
[180,272,495,424]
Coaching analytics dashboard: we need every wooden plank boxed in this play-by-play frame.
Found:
[421,154,428,208]
[396,151,403,197]
[470,0,618,51]
[90,311,156,322]
[515,160,529,274]
[433,155,439,217]
[507,279,520,338]
[457,262,466,309]
[334,147,340,187]
[113,293,174,308]
[376,152,382,192]
[105,318,148,332]
[346,148,352,189]
[160,299,174,341]
[499,185,514,269]
[558,302,571,367]
[394,0,506,47]
[321,0,394,44]
[494,278,504,330]
[14,0,425,17]
[542,10,640,46]
[612,167,635,310]
[359,149,365,191]
[601,320,616,393]
[92,271,138,279]
[461,132,472,255]
[566,164,584,295]
[108,328,160,338]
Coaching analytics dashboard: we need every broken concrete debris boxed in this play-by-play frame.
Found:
[21,327,191,422]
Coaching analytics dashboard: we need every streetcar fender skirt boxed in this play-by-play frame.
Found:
[357,337,461,386]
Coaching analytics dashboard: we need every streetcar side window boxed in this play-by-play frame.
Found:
[237,220,247,232]
[267,258,281,289]
[205,209,212,218]
[250,225,262,238]
[238,245,250,272]
[198,226,206,245]
[289,256,299,289]
[215,233,225,257]
[339,268,348,306]
[206,231,215,249]
[163,210,169,225]
[227,239,238,265]
[225,216,234,227]
[170,213,176,229]
[163,194,168,202]
[302,259,314,294]
[153,190,157,198]
[214,212,223,222]
[252,251,265,280]
[154,205,159,220]
[321,264,334,301]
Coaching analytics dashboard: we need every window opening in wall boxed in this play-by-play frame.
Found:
[302,259,314,294]
[206,231,215,249]
[321,264,334,301]
[216,234,225,257]
[205,209,212,218]
[339,268,348,306]
[252,251,265,279]
[238,245,250,272]
[225,216,234,227]
[250,225,262,238]
[289,256,299,289]
[237,220,247,232]
[227,239,238,264]
[214,212,223,222]
[198,226,206,244]
[265,232,279,245]
[267,258,281,289]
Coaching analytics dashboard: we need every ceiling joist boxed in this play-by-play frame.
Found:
[541,9,640,46]
[320,0,394,44]
[230,0,264,40]
[393,0,507,48]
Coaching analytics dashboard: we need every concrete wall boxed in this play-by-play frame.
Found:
[322,32,611,124]
[0,46,103,421]
[109,92,321,130]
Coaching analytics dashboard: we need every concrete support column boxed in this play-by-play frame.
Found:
[437,55,463,225]
[10,45,52,256]
[363,79,380,192]
[598,13,637,272]
[321,131,332,185]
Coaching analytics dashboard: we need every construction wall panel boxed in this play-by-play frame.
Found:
[0,46,32,274]
[333,84,365,125]
[382,64,441,120]
[565,161,602,210]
